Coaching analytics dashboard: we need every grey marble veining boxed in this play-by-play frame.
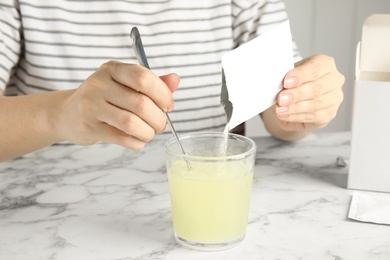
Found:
[1,132,389,260]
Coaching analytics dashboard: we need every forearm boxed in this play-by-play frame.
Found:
[260,105,311,142]
[0,90,72,162]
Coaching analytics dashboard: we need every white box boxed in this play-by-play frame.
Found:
[348,14,390,193]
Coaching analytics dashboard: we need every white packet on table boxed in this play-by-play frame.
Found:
[348,191,390,225]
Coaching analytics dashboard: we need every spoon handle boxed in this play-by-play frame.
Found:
[130,27,150,69]
[130,27,188,157]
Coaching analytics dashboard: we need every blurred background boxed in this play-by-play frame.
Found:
[246,0,390,137]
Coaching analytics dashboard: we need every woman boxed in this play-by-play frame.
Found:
[0,0,344,161]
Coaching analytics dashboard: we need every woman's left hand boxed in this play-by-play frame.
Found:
[274,54,345,132]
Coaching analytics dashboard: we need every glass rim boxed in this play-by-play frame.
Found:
[164,131,257,161]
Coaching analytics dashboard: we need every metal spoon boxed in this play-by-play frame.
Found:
[130,27,189,159]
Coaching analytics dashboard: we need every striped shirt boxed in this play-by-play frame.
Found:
[0,0,300,133]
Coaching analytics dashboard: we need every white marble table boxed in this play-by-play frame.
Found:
[1,132,389,260]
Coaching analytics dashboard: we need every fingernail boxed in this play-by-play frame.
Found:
[276,106,288,114]
[284,77,297,88]
[279,94,292,106]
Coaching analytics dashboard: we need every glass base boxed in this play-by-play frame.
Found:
[174,234,244,251]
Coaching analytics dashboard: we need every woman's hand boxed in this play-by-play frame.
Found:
[262,54,345,141]
[56,61,180,150]
[0,60,180,162]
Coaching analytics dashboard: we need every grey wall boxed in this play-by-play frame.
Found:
[246,0,390,137]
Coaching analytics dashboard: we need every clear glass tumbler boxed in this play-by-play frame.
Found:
[164,132,256,251]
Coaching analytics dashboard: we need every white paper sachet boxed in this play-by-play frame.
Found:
[348,191,390,225]
[221,20,294,130]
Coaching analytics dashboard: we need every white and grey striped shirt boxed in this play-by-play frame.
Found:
[0,0,299,133]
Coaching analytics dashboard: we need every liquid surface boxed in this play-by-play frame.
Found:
[168,160,253,244]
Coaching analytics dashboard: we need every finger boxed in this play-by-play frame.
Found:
[277,95,339,128]
[90,67,168,134]
[95,122,147,151]
[101,61,174,112]
[100,83,166,135]
[277,102,340,126]
[97,105,155,142]
[277,73,344,106]
[278,88,343,115]
[159,73,180,111]
[283,54,336,89]
[160,73,180,93]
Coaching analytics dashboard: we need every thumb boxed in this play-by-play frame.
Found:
[160,73,180,93]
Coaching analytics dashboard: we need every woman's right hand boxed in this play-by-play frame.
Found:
[57,60,180,150]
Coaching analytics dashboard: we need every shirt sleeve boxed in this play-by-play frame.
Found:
[232,0,302,62]
[0,1,22,92]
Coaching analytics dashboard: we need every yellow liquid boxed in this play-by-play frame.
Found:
[168,160,253,244]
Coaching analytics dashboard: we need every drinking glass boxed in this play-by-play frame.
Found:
[164,132,256,251]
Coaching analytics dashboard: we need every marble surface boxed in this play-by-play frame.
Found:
[1,132,389,260]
